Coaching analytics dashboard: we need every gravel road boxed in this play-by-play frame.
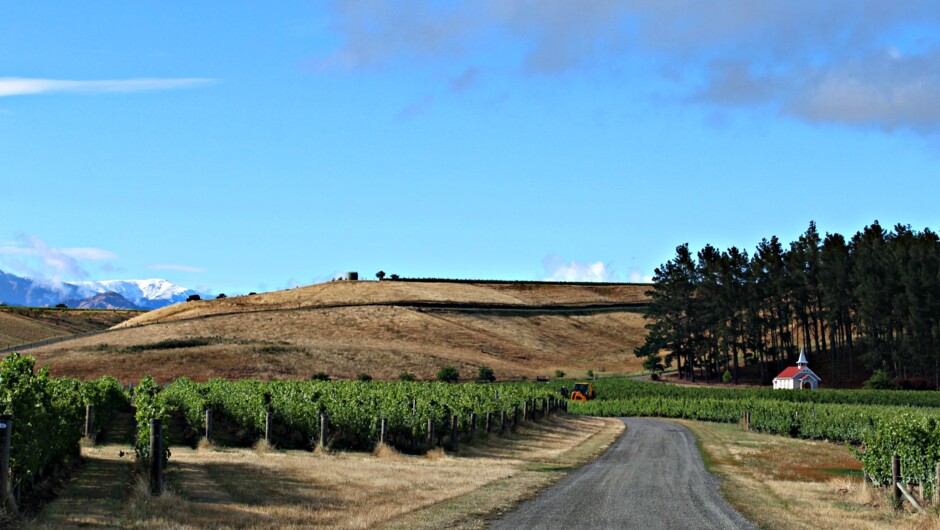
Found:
[490,418,755,530]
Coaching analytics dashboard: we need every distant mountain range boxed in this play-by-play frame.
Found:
[0,269,199,310]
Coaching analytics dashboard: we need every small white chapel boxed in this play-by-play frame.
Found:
[772,349,821,390]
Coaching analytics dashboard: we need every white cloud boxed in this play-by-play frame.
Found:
[0,235,119,283]
[541,255,618,282]
[320,0,940,134]
[146,264,206,273]
[0,77,215,97]
[62,247,119,260]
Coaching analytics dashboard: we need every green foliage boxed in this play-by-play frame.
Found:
[144,378,558,456]
[437,366,459,383]
[310,372,330,381]
[476,366,496,383]
[356,373,373,382]
[133,376,170,465]
[554,370,565,379]
[398,371,416,382]
[722,370,733,384]
[586,369,594,379]
[863,370,898,390]
[0,353,126,490]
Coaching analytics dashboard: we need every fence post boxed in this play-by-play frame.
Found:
[85,405,95,439]
[427,417,435,445]
[265,411,273,445]
[319,414,328,449]
[893,454,901,508]
[0,415,13,512]
[935,462,940,505]
[150,419,163,496]
[522,402,527,422]
[470,412,477,437]
[380,417,388,445]
[451,415,459,444]
[205,409,212,444]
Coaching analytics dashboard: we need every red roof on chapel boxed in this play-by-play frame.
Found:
[774,366,803,379]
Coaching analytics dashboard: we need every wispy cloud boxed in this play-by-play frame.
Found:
[320,0,940,134]
[0,235,118,284]
[541,254,618,282]
[147,264,206,273]
[0,77,215,97]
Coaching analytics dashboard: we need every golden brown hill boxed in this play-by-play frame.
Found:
[0,307,141,350]
[24,281,651,382]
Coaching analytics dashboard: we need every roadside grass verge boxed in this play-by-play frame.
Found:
[674,419,936,530]
[119,415,622,529]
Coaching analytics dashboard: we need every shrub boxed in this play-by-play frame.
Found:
[437,366,459,383]
[216,293,227,299]
[186,294,201,302]
[477,366,496,383]
[399,371,416,382]
[376,271,386,281]
[722,370,733,384]
[55,303,68,309]
[554,370,566,379]
[356,373,373,382]
[586,369,595,380]
[864,369,898,390]
[310,372,330,381]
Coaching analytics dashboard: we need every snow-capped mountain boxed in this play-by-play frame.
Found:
[62,291,142,310]
[70,279,199,309]
[0,269,199,309]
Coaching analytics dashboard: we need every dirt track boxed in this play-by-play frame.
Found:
[490,418,754,529]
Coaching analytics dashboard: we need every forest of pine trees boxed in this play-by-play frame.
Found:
[636,221,940,389]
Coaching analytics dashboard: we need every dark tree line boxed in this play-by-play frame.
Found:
[637,221,940,388]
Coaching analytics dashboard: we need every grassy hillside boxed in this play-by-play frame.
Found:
[0,306,142,350]
[24,281,651,382]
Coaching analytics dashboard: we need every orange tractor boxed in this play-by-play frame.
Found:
[569,382,595,401]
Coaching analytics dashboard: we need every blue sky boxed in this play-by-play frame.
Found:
[2,1,939,295]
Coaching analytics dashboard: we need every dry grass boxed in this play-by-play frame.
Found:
[26,282,650,381]
[677,419,940,530]
[0,307,139,350]
[104,415,623,529]
[114,281,651,328]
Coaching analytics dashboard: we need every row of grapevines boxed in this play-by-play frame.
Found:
[136,377,559,456]
[554,378,940,408]
[570,396,935,444]
[0,353,131,486]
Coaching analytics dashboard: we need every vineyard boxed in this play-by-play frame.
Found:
[0,351,564,512]
[0,353,129,508]
[134,377,561,464]
[563,378,940,497]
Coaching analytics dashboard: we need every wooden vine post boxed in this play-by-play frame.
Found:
[319,414,328,449]
[265,411,273,445]
[935,462,940,505]
[380,417,388,445]
[84,405,95,439]
[892,455,901,508]
[451,415,459,444]
[0,415,14,512]
[470,412,477,437]
[205,409,213,444]
[150,419,163,496]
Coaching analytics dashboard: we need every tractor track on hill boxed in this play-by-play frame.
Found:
[491,418,754,530]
